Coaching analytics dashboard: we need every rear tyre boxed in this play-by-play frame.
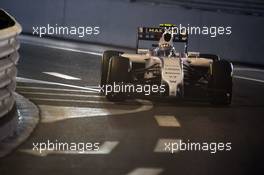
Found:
[209,60,233,105]
[106,56,130,101]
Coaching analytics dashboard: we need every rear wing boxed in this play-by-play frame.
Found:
[136,26,188,53]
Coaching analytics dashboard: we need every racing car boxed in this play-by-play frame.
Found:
[100,24,233,105]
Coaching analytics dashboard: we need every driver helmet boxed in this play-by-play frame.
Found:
[157,32,173,57]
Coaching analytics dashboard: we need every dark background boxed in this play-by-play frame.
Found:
[1,0,264,65]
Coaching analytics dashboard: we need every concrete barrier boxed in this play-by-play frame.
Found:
[0,9,22,141]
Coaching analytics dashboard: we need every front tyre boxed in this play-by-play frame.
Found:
[209,60,233,105]
[106,56,131,101]
[100,50,123,88]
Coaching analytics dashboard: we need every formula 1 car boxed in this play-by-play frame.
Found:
[100,24,233,105]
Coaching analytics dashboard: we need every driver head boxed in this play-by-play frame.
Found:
[158,32,173,56]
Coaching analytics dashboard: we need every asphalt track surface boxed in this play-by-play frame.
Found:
[0,40,264,175]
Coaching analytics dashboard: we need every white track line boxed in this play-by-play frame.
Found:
[20,141,118,157]
[16,86,98,93]
[85,85,100,89]
[127,168,163,175]
[154,115,180,127]
[154,138,181,153]
[16,77,100,92]
[29,97,115,104]
[41,45,102,56]
[20,39,102,56]
[234,67,264,73]
[234,75,264,84]
[19,91,102,98]
[43,72,81,80]
[39,99,153,123]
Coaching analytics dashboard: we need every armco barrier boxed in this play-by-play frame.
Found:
[0,9,22,141]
